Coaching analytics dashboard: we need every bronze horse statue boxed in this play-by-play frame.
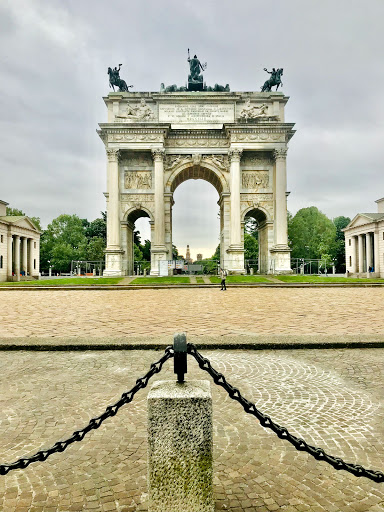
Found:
[108,66,133,92]
[261,68,283,92]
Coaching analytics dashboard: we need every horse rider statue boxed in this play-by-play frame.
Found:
[261,67,283,92]
[108,64,133,92]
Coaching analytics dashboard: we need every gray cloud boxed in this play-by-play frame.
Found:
[0,0,383,256]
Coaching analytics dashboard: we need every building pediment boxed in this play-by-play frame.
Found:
[0,215,40,232]
[345,214,377,229]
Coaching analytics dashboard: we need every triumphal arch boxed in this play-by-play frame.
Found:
[98,67,295,275]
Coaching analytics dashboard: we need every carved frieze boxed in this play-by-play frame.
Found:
[164,154,229,172]
[242,171,270,190]
[108,133,164,142]
[202,154,229,172]
[124,171,152,189]
[240,193,273,202]
[121,194,154,203]
[231,132,285,143]
[115,99,155,122]
[165,155,192,170]
[121,152,153,167]
[165,138,229,148]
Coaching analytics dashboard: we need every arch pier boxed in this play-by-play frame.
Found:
[98,91,295,275]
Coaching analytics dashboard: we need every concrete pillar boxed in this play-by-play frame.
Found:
[350,236,357,273]
[374,231,380,273]
[14,235,20,281]
[7,233,13,279]
[358,234,364,273]
[21,237,28,276]
[366,233,372,271]
[229,149,242,246]
[28,239,34,276]
[273,148,288,246]
[148,380,213,512]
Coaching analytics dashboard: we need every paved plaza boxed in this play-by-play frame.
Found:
[0,288,383,511]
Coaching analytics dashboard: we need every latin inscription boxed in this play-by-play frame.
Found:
[159,103,234,124]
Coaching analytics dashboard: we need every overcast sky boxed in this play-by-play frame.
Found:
[1,0,383,259]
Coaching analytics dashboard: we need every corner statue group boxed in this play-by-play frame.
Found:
[108,64,133,92]
[261,67,283,92]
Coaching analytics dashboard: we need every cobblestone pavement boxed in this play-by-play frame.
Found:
[0,349,383,512]
[1,288,384,338]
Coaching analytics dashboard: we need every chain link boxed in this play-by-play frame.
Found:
[0,347,174,476]
[187,343,384,483]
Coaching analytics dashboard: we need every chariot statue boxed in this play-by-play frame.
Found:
[108,64,133,92]
[261,68,283,92]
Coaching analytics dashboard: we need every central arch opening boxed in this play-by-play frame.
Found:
[126,209,151,276]
[172,177,220,272]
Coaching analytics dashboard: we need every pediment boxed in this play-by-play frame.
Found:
[346,214,374,229]
[9,216,40,232]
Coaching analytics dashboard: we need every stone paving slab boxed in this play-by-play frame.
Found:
[0,348,383,511]
[1,288,384,339]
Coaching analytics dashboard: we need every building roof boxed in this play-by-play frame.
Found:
[0,215,26,222]
[360,213,384,220]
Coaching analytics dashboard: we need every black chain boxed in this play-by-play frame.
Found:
[0,347,174,476]
[187,343,384,483]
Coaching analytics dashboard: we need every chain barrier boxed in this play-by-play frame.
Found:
[187,343,384,484]
[0,346,174,476]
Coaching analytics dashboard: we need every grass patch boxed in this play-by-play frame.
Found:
[130,276,191,285]
[275,275,384,283]
[210,275,271,283]
[196,277,205,284]
[0,278,124,286]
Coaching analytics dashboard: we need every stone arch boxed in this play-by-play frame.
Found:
[242,206,272,275]
[123,205,153,223]
[242,205,270,225]
[165,161,229,195]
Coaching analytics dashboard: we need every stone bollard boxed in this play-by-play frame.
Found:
[147,380,214,512]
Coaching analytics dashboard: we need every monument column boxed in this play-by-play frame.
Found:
[366,233,372,271]
[374,231,380,274]
[21,237,28,276]
[358,234,364,273]
[150,149,168,275]
[270,148,291,274]
[7,233,13,280]
[14,235,20,281]
[225,149,245,274]
[104,148,123,276]
[350,236,357,273]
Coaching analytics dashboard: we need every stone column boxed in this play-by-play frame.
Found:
[104,148,123,276]
[350,236,357,273]
[366,233,372,271]
[374,231,380,274]
[148,380,213,512]
[229,149,242,247]
[28,239,34,277]
[226,150,245,273]
[270,148,291,274]
[150,149,167,275]
[14,235,20,281]
[358,234,364,273]
[21,237,28,276]
[7,233,13,280]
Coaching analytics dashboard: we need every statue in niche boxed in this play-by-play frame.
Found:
[116,98,154,121]
[108,64,133,92]
[261,67,283,92]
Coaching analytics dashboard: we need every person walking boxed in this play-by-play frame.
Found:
[220,267,227,291]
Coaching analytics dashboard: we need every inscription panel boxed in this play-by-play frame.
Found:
[159,103,235,124]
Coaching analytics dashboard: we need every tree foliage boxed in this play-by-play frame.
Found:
[288,207,336,260]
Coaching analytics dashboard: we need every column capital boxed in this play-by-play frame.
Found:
[106,148,121,163]
[228,149,243,162]
[151,148,165,162]
[273,148,288,161]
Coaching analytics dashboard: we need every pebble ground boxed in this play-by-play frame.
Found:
[0,288,383,511]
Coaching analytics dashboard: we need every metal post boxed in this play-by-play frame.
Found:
[173,333,187,383]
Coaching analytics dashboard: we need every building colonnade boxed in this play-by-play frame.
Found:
[7,233,38,281]
[348,231,379,274]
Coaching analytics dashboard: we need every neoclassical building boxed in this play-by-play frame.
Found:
[0,200,41,282]
[98,91,295,275]
[344,197,384,278]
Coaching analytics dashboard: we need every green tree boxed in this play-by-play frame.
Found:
[85,216,107,242]
[141,240,151,261]
[244,233,259,260]
[288,207,336,260]
[172,244,179,259]
[332,216,351,272]
[41,214,88,272]
[86,237,106,261]
[212,244,220,260]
